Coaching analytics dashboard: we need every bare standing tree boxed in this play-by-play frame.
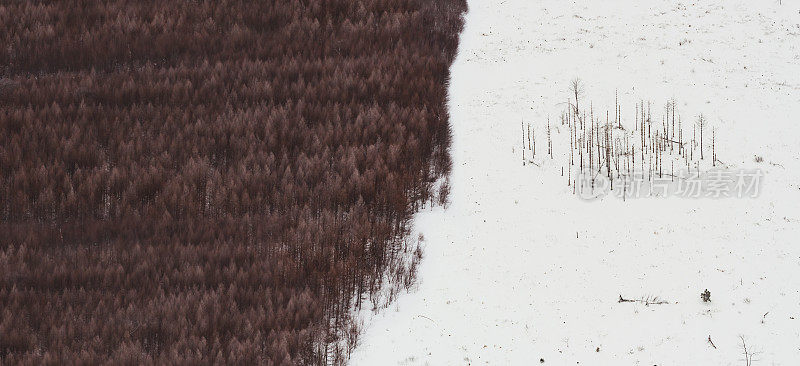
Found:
[712,127,716,166]
[570,78,583,116]
[547,116,553,158]
[739,336,760,366]
[697,114,707,160]
[522,120,526,164]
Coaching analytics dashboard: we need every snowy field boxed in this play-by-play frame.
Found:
[352,0,800,365]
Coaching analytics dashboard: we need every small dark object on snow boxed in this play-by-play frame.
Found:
[701,289,711,302]
[540,358,545,363]
[596,347,600,352]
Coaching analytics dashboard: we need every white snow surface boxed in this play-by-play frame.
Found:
[352,0,800,364]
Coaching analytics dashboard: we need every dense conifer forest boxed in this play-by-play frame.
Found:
[0,1,466,364]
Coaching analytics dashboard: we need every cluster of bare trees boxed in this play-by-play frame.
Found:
[0,0,467,364]
[521,80,718,198]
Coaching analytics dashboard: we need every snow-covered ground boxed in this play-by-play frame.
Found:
[352,0,800,364]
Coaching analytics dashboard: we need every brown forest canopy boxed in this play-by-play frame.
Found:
[0,0,466,364]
